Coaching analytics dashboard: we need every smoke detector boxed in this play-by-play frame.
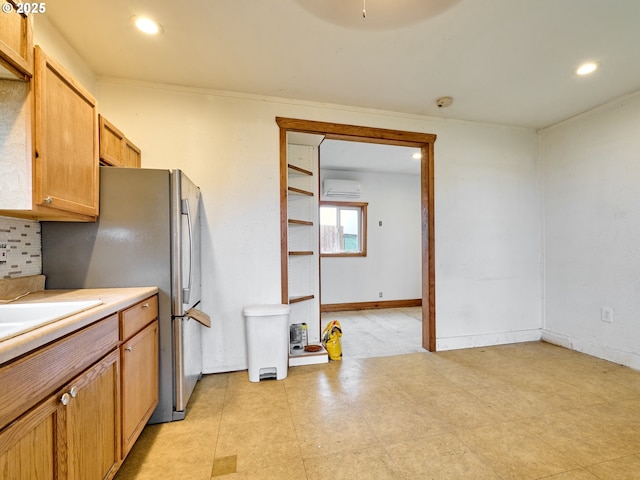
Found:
[436,96,453,108]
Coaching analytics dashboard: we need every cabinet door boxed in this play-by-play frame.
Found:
[123,138,141,168]
[99,115,125,167]
[0,395,59,480]
[62,349,121,480]
[121,321,158,457]
[0,1,33,79]
[33,46,99,218]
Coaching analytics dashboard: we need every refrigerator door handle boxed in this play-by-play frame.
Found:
[181,198,193,305]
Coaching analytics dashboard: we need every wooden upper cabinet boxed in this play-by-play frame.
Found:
[33,46,99,219]
[99,115,142,168]
[99,115,125,166]
[123,138,142,168]
[0,0,33,80]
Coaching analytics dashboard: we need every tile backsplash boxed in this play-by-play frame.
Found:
[0,216,41,279]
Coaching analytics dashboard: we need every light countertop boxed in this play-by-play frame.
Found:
[0,287,158,365]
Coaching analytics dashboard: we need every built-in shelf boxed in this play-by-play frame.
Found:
[288,186,313,196]
[284,144,320,353]
[288,219,313,226]
[289,295,315,304]
[287,164,313,176]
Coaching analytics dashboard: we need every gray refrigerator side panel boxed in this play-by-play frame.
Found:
[41,167,174,424]
[170,169,203,415]
[170,170,202,316]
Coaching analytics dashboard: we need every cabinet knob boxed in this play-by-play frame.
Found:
[125,346,133,352]
[60,393,71,406]
[142,303,149,309]
[69,386,79,398]
[43,196,52,204]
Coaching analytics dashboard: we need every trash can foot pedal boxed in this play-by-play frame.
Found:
[259,367,277,380]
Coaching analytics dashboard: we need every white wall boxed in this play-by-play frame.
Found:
[28,14,542,370]
[33,16,98,96]
[96,80,542,371]
[320,169,421,304]
[27,17,640,372]
[541,92,640,370]
[435,123,542,349]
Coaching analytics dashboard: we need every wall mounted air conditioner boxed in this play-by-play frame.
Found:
[323,179,362,198]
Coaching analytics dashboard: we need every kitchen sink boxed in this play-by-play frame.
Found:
[0,300,103,342]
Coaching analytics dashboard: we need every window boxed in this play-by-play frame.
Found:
[320,201,367,256]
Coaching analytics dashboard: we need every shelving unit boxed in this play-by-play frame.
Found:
[285,143,327,366]
[287,186,313,196]
[289,295,315,304]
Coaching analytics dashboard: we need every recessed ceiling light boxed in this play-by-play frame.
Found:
[133,16,163,35]
[576,62,598,76]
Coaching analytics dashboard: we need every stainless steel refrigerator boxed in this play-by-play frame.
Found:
[42,167,207,423]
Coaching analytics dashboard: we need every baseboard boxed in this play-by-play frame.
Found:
[436,328,542,351]
[202,363,246,375]
[320,298,422,313]
[542,330,640,371]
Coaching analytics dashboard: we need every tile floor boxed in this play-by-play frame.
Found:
[322,307,424,359]
[114,315,640,480]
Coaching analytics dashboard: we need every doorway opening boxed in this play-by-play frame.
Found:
[277,117,436,351]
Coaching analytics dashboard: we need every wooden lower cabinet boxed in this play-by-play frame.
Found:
[0,294,160,480]
[121,320,158,457]
[62,349,120,480]
[0,395,58,480]
[0,349,120,480]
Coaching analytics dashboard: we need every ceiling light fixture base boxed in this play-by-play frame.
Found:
[436,96,453,108]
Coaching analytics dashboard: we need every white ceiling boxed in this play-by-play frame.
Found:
[322,139,421,176]
[325,141,421,176]
[44,0,640,131]
[288,133,421,175]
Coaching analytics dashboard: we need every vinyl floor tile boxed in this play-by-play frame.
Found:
[214,460,308,479]
[304,446,400,480]
[293,407,377,459]
[384,433,502,479]
[456,422,580,479]
[585,454,640,479]
[540,468,602,480]
[360,400,447,444]
[419,390,508,429]
[523,410,639,465]
[215,417,301,472]
[114,311,640,480]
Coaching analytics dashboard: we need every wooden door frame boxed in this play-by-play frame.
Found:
[276,117,437,351]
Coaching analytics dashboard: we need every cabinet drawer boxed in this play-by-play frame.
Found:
[120,296,158,341]
[0,314,119,431]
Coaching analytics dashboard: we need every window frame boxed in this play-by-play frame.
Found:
[319,200,368,257]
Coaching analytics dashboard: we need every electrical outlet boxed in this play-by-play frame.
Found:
[601,307,613,323]
[379,292,383,298]
[0,244,7,264]
[379,221,382,227]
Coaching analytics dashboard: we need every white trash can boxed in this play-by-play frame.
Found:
[243,304,290,382]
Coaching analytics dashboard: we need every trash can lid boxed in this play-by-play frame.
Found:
[243,304,291,316]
